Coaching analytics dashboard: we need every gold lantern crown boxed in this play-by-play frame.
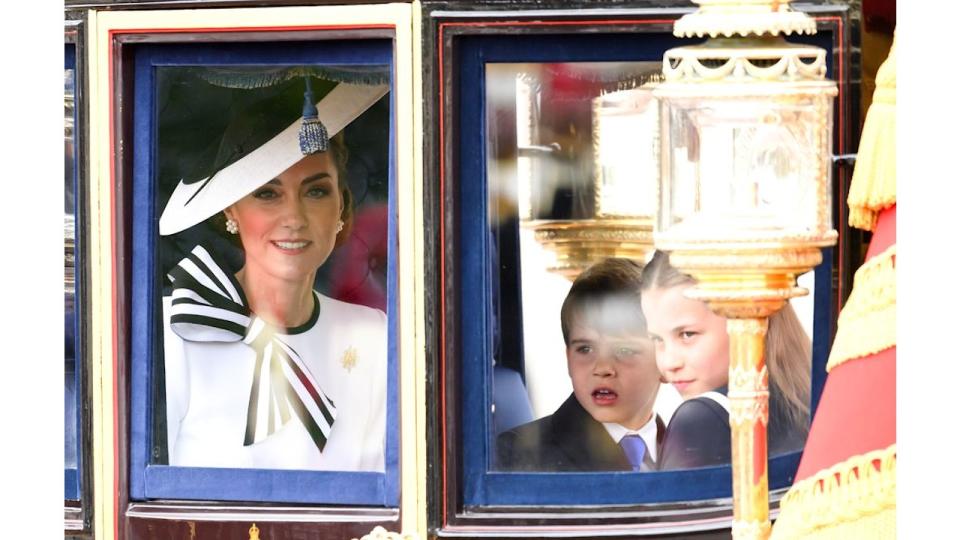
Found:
[673,0,816,39]
[665,0,829,86]
[653,0,837,317]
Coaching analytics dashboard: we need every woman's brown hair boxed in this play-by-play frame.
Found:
[639,250,811,435]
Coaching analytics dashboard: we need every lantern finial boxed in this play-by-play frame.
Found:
[674,0,816,39]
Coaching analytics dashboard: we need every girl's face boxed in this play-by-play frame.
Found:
[225,152,343,285]
[641,284,730,399]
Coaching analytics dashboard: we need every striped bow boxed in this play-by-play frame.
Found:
[167,244,337,453]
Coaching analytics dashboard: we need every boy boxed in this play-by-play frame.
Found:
[497,258,664,472]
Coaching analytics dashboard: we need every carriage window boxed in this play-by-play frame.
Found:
[64,43,83,512]
[488,62,817,472]
[129,42,399,506]
[448,28,836,511]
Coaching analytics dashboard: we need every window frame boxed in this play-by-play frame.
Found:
[65,40,81,504]
[65,12,94,535]
[87,5,420,537]
[422,1,857,535]
[129,39,399,507]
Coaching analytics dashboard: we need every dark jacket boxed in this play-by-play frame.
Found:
[658,387,808,470]
[657,394,730,470]
[496,393,664,472]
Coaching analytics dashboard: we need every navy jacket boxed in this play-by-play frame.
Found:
[496,393,665,472]
[658,387,807,470]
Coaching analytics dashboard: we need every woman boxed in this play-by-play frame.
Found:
[159,78,390,471]
[639,251,810,470]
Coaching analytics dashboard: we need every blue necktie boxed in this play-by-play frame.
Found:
[620,434,648,472]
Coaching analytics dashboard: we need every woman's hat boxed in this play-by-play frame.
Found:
[158,71,389,236]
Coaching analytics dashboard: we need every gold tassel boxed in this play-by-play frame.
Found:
[827,245,896,371]
[848,38,896,232]
[771,445,896,540]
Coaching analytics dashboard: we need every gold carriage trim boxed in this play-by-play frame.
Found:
[827,245,896,371]
[770,445,896,540]
[847,39,896,232]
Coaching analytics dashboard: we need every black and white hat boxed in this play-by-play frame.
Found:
[158,69,389,236]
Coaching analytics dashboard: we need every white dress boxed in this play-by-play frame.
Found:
[163,292,387,471]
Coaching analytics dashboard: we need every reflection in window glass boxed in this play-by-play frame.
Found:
[64,65,79,495]
[662,99,824,235]
[153,66,391,473]
[486,62,812,473]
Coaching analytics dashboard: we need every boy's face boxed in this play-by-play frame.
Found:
[566,319,660,431]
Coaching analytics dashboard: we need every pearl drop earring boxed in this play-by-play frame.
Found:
[336,220,344,233]
[226,218,238,234]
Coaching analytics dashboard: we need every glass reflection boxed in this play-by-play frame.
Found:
[662,99,826,236]
[485,62,814,472]
[64,66,79,487]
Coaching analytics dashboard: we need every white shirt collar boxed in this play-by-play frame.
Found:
[602,414,658,462]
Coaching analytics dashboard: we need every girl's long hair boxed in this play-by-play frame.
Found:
[639,251,811,435]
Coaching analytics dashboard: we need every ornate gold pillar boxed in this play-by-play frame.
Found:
[727,318,770,538]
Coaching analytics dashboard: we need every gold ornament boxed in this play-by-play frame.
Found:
[341,346,358,372]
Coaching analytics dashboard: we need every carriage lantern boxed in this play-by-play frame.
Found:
[651,1,838,538]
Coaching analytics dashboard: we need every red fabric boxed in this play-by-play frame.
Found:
[865,205,896,260]
[546,64,606,102]
[793,203,897,482]
[328,204,388,312]
[795,347,896,481]
[754,420,767,484]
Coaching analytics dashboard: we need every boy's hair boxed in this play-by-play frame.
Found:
[560,258,647,346]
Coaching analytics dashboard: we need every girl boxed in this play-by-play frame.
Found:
[639,251,810,469]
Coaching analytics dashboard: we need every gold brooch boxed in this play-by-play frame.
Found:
[341,346,358,372]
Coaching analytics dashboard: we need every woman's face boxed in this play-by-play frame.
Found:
[225,152,343,284]
[641,284,730,400]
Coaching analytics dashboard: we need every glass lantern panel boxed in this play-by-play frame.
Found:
[593,88,659,218]
[661,94,830,238]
